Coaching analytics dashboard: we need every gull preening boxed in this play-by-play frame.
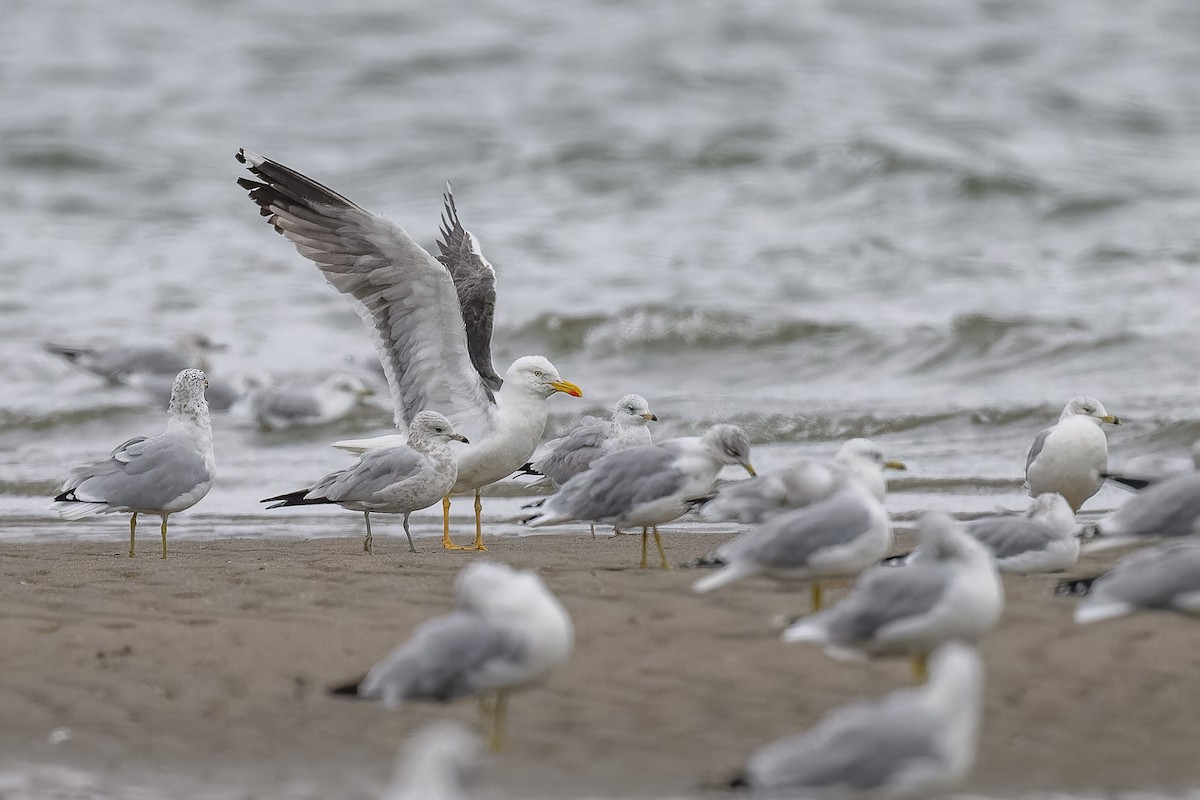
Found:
[783,512,1003,681]
[237,150,582,551]
[248,372,374,431]
[734,643,984,798]
[1024,396,1120,512]
[521,424,755,568]
[52,369,216,559]
[261,411,467,553]
[331,561,572,752]
[698,438,905,525]
[1074,539,1200,623]
[45,333,223,384]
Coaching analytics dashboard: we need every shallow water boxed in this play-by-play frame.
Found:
[3,0,1200,796]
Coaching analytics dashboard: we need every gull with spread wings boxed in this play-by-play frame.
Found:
[236,151,582,550]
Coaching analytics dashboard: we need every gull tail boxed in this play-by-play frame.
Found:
[1054,575,1100,596]
[515,462,542,477]
[1101,472,1153,492]
[1075,600,1133,624]
[692,561,760,594]
[261,489,327,509]
[52,490,109,520]
[780,616,829,644]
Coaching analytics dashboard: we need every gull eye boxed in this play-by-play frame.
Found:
[534,370,544,378]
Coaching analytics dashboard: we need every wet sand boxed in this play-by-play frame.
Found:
[1,529,1198,798]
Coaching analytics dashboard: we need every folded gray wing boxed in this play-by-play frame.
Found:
[1107,472,1200,539]
[1024,427,1051,479]
[236,150,494,441]
[62,434,210,511]
[359,613,528,703]
[749,701,940,792]
[725,490,875,568]
[1091,539,1200,609]
[309,446,426,503]
[824,564,951,644]
[255,387,321,421]
[548,445,685,523]
[531,421,614,486]
[967,517,1053,559]
[435,186,501,397]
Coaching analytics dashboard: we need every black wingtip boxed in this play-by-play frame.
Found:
[727,772,750,789]
[880,551,912,566]
[1054,576,1100,597]
[329,678,365,697]
[515,462,542,477]
[53,489,76,503]
[1101,472,1152,491]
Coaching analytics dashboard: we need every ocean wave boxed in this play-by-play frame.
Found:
[0,404,143,435]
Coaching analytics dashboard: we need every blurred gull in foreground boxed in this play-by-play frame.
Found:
[520,424,755,569]
[52,369,215,559]
[238,150,581,551]
[332,562,572,752]
[1024,395,1120,512]
[783,512,1003,681]
[380,721,482,800]
[249,372,374,431]
[698,438,905,525]
[45,333,223,383]
[1082,470,1200,552]
[1074,539,1200,623]
[261,411,467,553]
[733,643,984,798]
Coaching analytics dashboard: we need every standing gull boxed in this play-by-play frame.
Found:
[521,424,755,569]
[331,561,573,752]
[1074,539,1200,623]
[52,369,215,559]
[782,512,1003,681]
[732,642,984,798]
[698,438,905,524]
[261,411,467,554]
[236,150,582,551]
[1024,396,1120,512]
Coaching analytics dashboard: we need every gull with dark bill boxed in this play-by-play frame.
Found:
[52,369,215,559]
[237,151,582,552]
[1024,396,1120,512]
[732,643,984,798]
[521,424,755,569]
[331,562,572,753]
[262,411,467,553]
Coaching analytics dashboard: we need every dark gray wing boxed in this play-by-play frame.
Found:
[358,612,527,703]
[236,150,494,442]
[310,446,426,503]
[548,445,686,523]
[749,705,941,792]
[531,421,613,486]
[824,564,952,644]
[967,517,1053,559]
[59,434,210,512]
[434,186,502,396]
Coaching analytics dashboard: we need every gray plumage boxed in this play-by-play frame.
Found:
[960,493,1079,573]
[742,643,984,798]
[249,373,372,431]
[529,394,657,487]
[52,369,216,558]
[45,334,221,383]
[1024,396,1119,512]
[1088,471,1200,551]
[1076,538,1200,623]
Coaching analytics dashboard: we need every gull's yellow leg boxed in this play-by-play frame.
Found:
[470,490,488,551]
[441,495,466,550]
[128,513,138,558]
[653,526,669,570]
[160,516,169,560]
[640,528,649,569]
[489,689,509,752]
[911,653,929,684]
[362,511,373,554]
[811,582,823,612]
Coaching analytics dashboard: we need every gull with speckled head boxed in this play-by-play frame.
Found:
[236,150,582,551]
[52,369,215,559]
[521,424,755,569]
[261,411,468,554]
[1024,396,1120,512]
[734,642,984,799]
[331,562,573,753]
[783,512,1003,681]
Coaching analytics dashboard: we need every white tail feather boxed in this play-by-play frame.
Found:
[1074,600,1133,624]
[781,617,829,643]
[692,561,761,593]
[55,501,110,520]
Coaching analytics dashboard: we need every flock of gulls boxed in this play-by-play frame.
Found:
[42,151,1200,799]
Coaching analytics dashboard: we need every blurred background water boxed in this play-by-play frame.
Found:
[2,0,1200,795]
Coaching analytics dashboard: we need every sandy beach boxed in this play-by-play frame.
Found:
[2,529,1198,799]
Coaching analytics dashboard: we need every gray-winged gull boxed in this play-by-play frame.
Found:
[693,478,892,611]
[237,151,582,552]
[1024,396,1120,512]
[521,424,755,569]
[380,721,483,800]
[331,561,572,752]
[698,438,904,525]
[52,369,215,559]
[249,372,374,431]
[1074,539,1200,623]
[782,512,1003,681]
[958,493,1080,573]
[262,411,467,553]
[45,333,223,384]
[1083,471,1200,552]
[1103,441,1200,492]
[734,642,983,798]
